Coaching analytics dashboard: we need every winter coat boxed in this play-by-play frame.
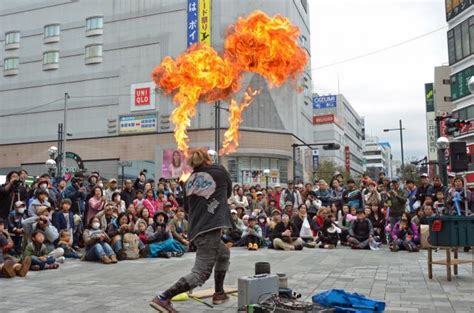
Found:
[388,188,408,218]
[391,221,419,242]
[145,222,171,243]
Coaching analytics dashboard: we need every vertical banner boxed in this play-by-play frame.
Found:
[425,83,437,168]
[345,146,351,175]
[198,0,211,45]
[187,0,199,47]
[312,149,320,172]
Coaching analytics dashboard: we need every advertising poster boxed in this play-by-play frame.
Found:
[162,147,208,179]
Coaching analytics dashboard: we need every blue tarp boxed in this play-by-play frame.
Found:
[312,289,385,313]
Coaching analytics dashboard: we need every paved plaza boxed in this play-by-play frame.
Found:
[1,247,473,313]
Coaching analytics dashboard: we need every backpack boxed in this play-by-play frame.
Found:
[121,233,140,260]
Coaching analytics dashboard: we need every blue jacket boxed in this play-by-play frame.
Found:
[62,184,86,214]
[52,211,74,232]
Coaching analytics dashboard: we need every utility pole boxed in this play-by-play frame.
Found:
[399,119,405,170]
[214,100,221,164]
[62,92,69,177]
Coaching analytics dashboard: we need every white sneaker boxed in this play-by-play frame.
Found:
[56,256,66,264]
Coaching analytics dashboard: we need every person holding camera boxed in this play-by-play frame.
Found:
[61,173,87,215]
[0,171,28,220]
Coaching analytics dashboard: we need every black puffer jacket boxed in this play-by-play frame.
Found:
[184,164,233,242]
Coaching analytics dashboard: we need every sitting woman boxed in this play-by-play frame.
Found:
[317,214,341,249]
[368,204,386,243]
[107,212,146,260]
[137,207,154,227]
[82,217,117,264]
[271,213,304,251]
[390,212,419,252]
[146,212,185,258]
[169,208,190,250]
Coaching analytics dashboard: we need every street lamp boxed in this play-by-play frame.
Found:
[436,136,449,186]
[263,169,270,189]
[48,146,58,158]
[45,159,57,177]
[383,119,405,170]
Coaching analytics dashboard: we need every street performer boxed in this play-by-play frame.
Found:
[150,149,233,312]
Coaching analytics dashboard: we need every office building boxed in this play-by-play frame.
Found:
[0,0,313,185]
[363,136,393,179]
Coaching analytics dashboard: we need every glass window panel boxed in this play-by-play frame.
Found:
[261,158,269,170]
[270,159,278,170]
[86,17,103,30]
[448,30,456,64]
[238,157,250,170]
[454,25,463,61]
[85,45,103,58]
[44,25,59,38]
[470,17,474,55]
[43,52,59,64]
[5,32,20,44]
[461,20,470,58]
[467,106,474,119]
[250,158,260,170]
[4,58,19,70]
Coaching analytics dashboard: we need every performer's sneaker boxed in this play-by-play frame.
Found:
[150,296,178,313]
[212,292,229,305]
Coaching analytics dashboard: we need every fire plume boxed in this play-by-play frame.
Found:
[224,11,308,87]
[220,88,260,155]
[152,11,308,157]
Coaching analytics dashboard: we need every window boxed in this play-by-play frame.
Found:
[4,57,18,70]
[85,44,103,59]
[448,17,474,65]
[86,16,103,31]
[44,24,60,38]
[43,51,59,65]
[443,79,451,85]
[461,20,470,58]
[5,31,20,45]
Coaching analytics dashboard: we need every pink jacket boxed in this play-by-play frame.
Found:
[143,197,157,217]
[391,221,419,242]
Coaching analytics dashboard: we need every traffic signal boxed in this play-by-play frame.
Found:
[445,118,467,136]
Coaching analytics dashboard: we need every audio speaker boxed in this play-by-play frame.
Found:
[449,142,469,173]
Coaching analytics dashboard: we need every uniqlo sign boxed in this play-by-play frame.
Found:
[130,82,156,112]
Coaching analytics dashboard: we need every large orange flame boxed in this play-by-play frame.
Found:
[220,88,260,155]
[151,11,308,157]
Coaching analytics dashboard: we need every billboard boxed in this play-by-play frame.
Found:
[162,147,208,179]
[313,95,337,109]
[119,114,157,134]
[187,0,199,47]
[130,82,156,112]
[445,0,472,21]
[198,0,211,45]
[425,83,434,112]
[451,65,473,101]
[313,114,335,125]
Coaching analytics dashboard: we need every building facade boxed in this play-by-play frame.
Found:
[363,136,393,180]
[312,94,365,178]
[0,0,313,185]
[444,1,474,186]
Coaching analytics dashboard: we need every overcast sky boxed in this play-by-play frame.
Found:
[309,0,448,162]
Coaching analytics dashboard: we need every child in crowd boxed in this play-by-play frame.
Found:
[133,190,145,210]
[347,210,374,249]
[433,191,447,215]
[24,230,61,271]
[241,216,264,250]
[52,199,75,242]
[58,230,80,259]
[136,220,148,245]
[390,212,419,252]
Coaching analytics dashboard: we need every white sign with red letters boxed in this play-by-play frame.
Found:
[130,82,156,112]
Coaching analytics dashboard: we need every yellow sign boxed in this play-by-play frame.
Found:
[198,0,211,45]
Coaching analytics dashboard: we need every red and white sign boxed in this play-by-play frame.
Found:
[130,82,156,112]
[313,114,335,125]
[345,146,351,174]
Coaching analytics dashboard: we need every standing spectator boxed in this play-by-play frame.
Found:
[447,177,471,216]
[428,176,447,202]
[250,191,267,215]
[62,173,87,215]
[433,191,447,215]
[111,192,126,213]
[330,178,344,207]
[272,185,283,211]
[86,172,100,193]
[134,171,147,192]
[37,176,58,210]
[315,180,332,207]
[229,187,249,211]
[347,210,374,249]
[343,179,364,211]
[105,179,120,201]
[155,191,167,212]
[406,179,419,213]
[388,178,407,227]
[305,192,321,221]
[87,187,107,224]
[301,183,314,202]
[280,181,303,209]
[121,180,136,208]
[56,180,67,200]
[416,173,432,205]
[377,172,386,185]
[133,190,146,210]
[364,181,381,207]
